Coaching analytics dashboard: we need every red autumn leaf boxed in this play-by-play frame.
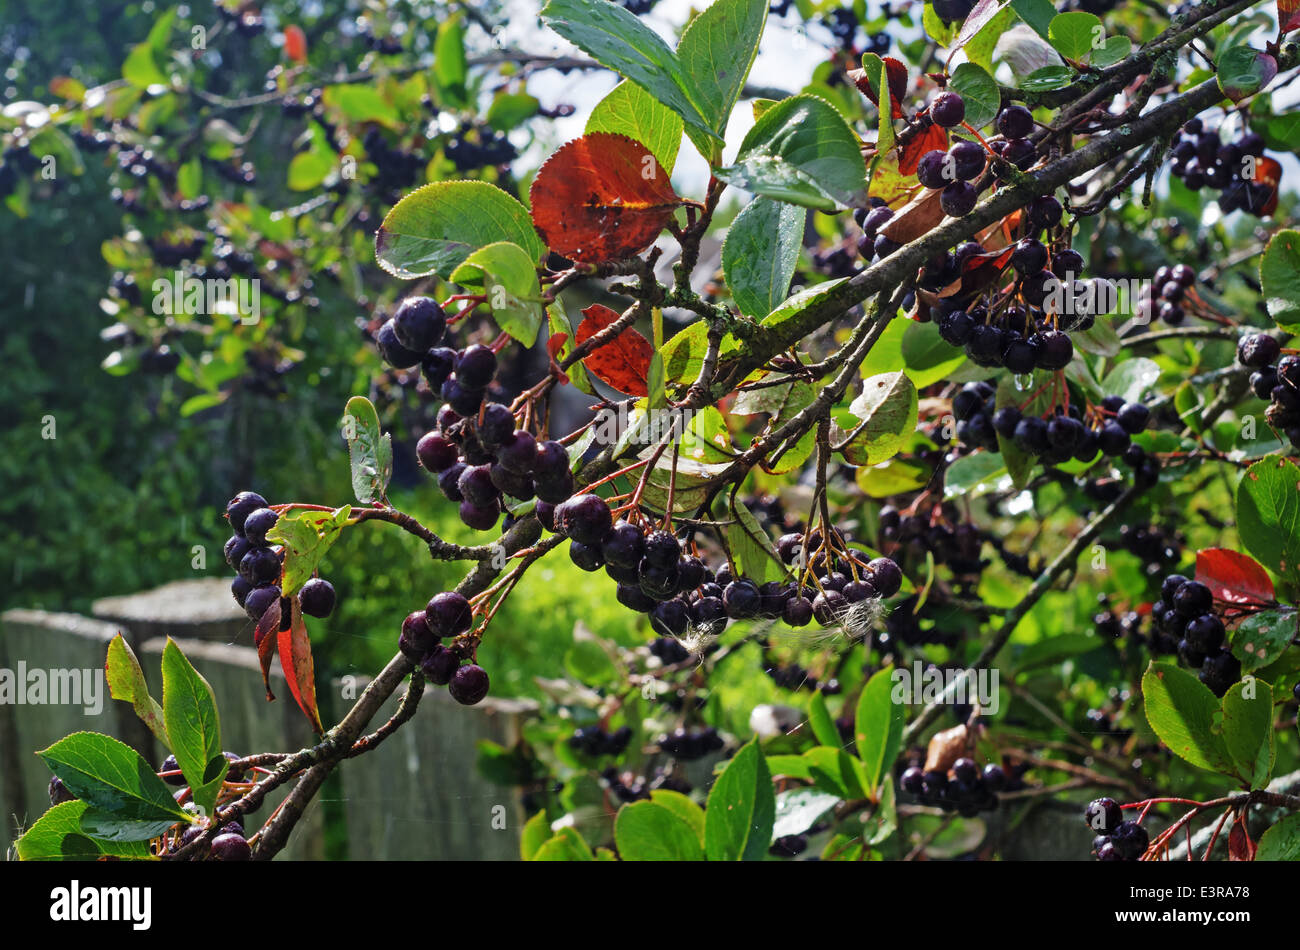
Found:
[953,246,1015,297]
[1228,821,1256,861]
[1195,548,1274,606]
[283,25,308,63]
[575,303,652,397]
[899,122,949,176]
[849,56,909,119]
[278,597,324,734]
[529,133,682,264]
[1282,0,1300,33]
[1254,155,1282,217]
[254,597,282,702]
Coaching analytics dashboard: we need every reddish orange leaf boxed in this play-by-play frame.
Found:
[1283,0,1300,33]
[254,598,282,702]
[849,57,909,119]
[529,133,682,264]
[575,304,652,397]
[1255,156,1282,216]
[956,246,1016,296]
[283,25,307,63]
[899,123,949,176]
[1195,548,1274,606]
[278,598,324,734]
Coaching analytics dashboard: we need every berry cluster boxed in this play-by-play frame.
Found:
[1236,332,1300,451]
[1084,797,1149,861]
[1169,119,1276,218]
[1150,575,1240,696]
[658,726,725,760]
[649,636,692,665]
[900,757,1018,818]
[224,491,337,628]
[397,593,492,705]
[878,502,990,580]
[362,128,424,191]
[761,645,840,693]
[444,124,518,171]
[931,0,977,22]
[569,725,633,758]
[601,766,692,803]
[1136,263,1198,325]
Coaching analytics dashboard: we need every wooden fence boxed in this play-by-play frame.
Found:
[1,595,535,861]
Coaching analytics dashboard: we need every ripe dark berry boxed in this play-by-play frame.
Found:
[996,105,1034,139]
[1097,421,1130,456]
[952,757,977,783]
[982,764,1005,790]
[861,205,893,238]
[1002,336,1039,374]
[939,309,975,345]
[642,531,680,569]
[242,507,279,546]
[240,547,281,586]
[651,599,690,637]
[231,575,252,608]
[1084,796,1122,833]
[416,432,459,473]
[1013,416,1049,454]
[1172,580,1212,617]
[940,181,977,217]
[1160,574,1189,602]
[498,430,538,474]
[1111,820,1148,860]
[49,775,75,805]
[298,578,336,618]
[420,645,460,685]
[931,92,966,128]
[375,319,424,369]
[533,440,569,478]
[867,557,902,597]
[454,344,497,389]
[400,610,437,657]
[477,403,516,448]
[1184,613,1225,652]
[617,583,657,613]
[244,584,281,622]
[225,491,268,535]
[812,589,847,624]
[554,494,614,546]
[1027,194,1062,231]
[1011,238,1048,274]
[569,539,604,571]
[677,556,706,592]
[533,469,575,505]
[1237,333,1280,368]
[211,832,252,861]
[441,376,485,416]
[949,140,986,181]
[1052,248,1084,278]
[422,347,457,390]
[1116,402,1150,434]
[601,521,646,568]
[1001,137,1036,170]
[391,296,446,352]
[460,499,500,531]
[224,535,252,570]
[458,465,498,507]
[449,664,490,705]
[160,753,185,786]
[917,149,951,190]
[901,766,925,795]
[782,595,813,626]
[723,579,761,618]
[437,462,467,502]
[691,595,727,627]
[426,591,473,637]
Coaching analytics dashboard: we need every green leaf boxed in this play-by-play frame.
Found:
[520,810,552,860]
[1220,679,1274,788]
[659,319,740,384]
[486,91,541,132]
[615,801,706,860]
[943,451,1011,499]
[433,13,469,105]
[1011,0,1057,39]
[704,738,776,860]
[37,732,191,824]
[16,802,152,860]
[1236,457,1300,581]
[649,789,706,846]
[856,457,931,497]
[899,320,967,388]
[715,496,783,583]
[714,94,868,211]
[1019,65,1075,90]
[765,754,814,780]
[923,3,958,45]
[450,241,546,347]
[803,746,867,799]
[1256,813,1300,860]
[677,0,768,156]
[266,506,352,597]
[533,826,596,860]
[105,634,168,749]
[1231,609,1298,673]
[78,810,181,842]
[161,639,224,819]
[1101,357,1160,403]
[323,85,400,125]
[772,788,841,839]
[375,180,545,280]
[1013,633,1104,673]
[1217,46,1277,103]
[855,668,905,796]
[1091,34,1131,68]
[1261,230,1300,331]
[586,80,683,174]
[288,150,335,192]
[122,42,167,89]
[864,54,894,156]
[1046,12,1101,62]
[948,62,1000,130]
[808,691,841,748]
[563,638,618,685]
[177,157,202,200]
[722,197,804,319]
[540,0,718,144]
[1141,662,1234,776]
[343,396,393,505]
[761,277,851,332]
[841,371,918,466]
